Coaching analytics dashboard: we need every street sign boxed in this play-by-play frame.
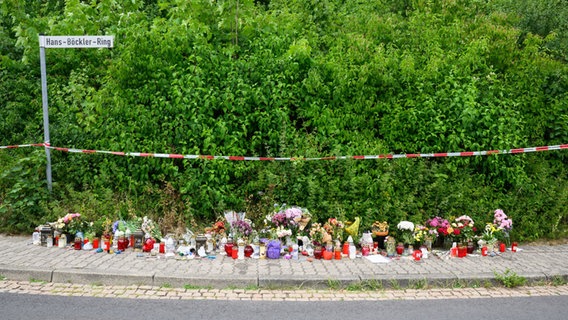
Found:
[39,35,114,48]
[38,35,114,191]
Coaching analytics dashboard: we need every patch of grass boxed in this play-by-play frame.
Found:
[551,275,567,286]
[346,282,363,291]
[0,275,6,280]
[91,282,103,287]
[494,269,527,288]
[361,279,383,291]
[410,279,427,289]
[183,284,205,290]
[244,284,259,291]
[29,278,46,284]
[467,280,481,288]
[160,283,172,289]
[531,279,548,287]
[327,279,341,290]
[450,280,467,289]
[389,279,402,290]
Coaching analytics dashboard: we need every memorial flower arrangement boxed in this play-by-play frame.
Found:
[413,224,429,246]
[141,216,162,240]
[425,216,450,237]
[397,221,415,245]
[231,219,253,241]
[50,213,84,235]
[323,217,345,241]
[309,222,326,246]
[452,215,476,242]
[493,209,513,243]
[268,205,303,235]
[481,223,499,245]
[371,221,389,237]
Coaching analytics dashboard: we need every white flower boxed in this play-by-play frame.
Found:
[397,221,414,231]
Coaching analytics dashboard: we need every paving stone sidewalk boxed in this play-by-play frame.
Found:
[1,280,567,301]
[1,235,567,290]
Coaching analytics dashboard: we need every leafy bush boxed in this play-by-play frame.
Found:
[0,0,566,239]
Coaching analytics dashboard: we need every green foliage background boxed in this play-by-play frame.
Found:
[1,0,567,240]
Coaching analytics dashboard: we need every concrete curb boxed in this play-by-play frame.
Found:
[51,268,154,286]
[2,264,568,289]
[0,265,52,283]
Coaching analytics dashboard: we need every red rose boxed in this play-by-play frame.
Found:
[453,229,461,235]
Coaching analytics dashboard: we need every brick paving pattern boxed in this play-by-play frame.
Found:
[1,280,567,301]
[1,234,567,297]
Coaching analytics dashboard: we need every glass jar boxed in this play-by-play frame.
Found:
[386,237,396,257]
[424,236,433,252]
[467,241,475,254]
[314,246,323,259]
[396,242,404,255]
[458,243,467,258]
[118,236,128,251]
[74,236,82,250]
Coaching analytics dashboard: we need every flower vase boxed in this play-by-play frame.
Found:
[443,236,452,250]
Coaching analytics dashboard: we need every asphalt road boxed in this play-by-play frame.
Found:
[1,292,567,320]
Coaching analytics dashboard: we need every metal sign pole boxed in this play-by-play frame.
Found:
[38,35,114,192]
[39,40,53,192]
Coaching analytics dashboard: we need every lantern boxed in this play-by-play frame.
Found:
[195,234,207,252]
[133,229,144,251]
[39,224,53,247]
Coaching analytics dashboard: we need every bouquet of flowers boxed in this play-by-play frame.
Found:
[205,220,227,236]
[266,205,304,237]
[275,225,292,239]
[451,215,476,242]
[413,225,429,246]
[50,213,84,235]
[493,209,512,243]
[309,223,327,247]
[141,216,162,241]
[481,223,498,245]
[425,216,450,237]
[113,220,128,234]
[371,221,389,237]
[231,219,253,241]
[397,221,415,245]
[323,217,345,241]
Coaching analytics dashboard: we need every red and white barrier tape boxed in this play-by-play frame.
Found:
[2,143,567,160]
[0,143,45,149]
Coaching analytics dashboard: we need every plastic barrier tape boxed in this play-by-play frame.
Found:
[2,143,566,161]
